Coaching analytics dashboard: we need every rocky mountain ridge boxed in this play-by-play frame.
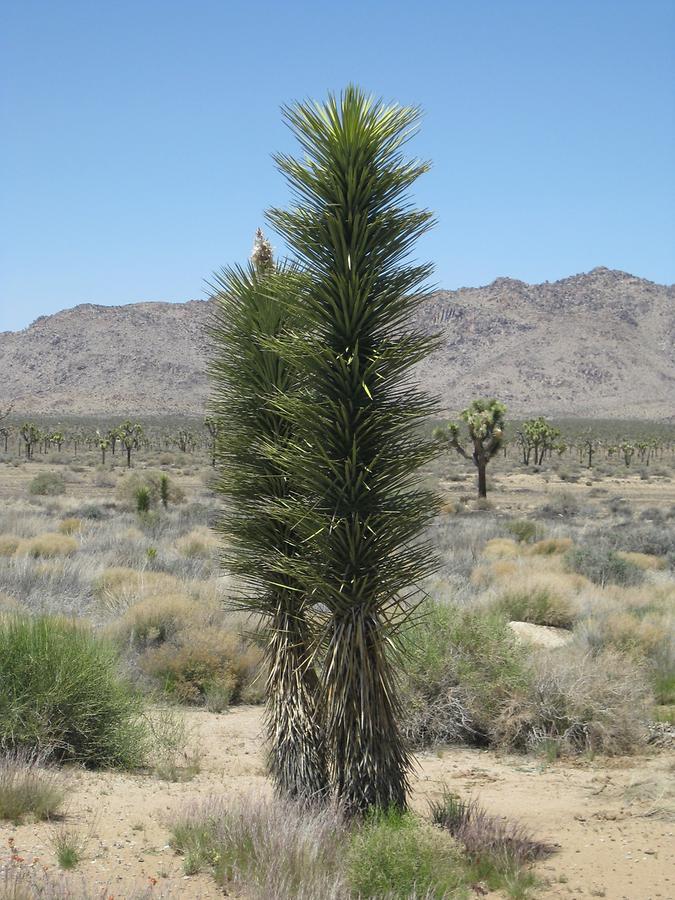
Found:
[1,268,673,419]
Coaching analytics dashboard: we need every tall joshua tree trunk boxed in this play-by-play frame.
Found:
[208,235,328,802]
[268,87,439,815]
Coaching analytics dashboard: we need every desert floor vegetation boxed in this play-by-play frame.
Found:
[0,428,673,896]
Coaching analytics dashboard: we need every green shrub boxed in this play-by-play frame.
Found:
[135,485,151,513]
[492,587,576,628]
[0,615,146,767]
[566,545,643,586]
[402,603,531,747]
[116,470,184,510]
[28,472,66,496]
[505,520,540,543]
[346,808,469,899]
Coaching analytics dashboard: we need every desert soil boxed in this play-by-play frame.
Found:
[1,706,673,899]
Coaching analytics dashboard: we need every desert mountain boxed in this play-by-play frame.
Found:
[1,268,673,419]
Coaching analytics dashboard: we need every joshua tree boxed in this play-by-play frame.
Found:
[118,420,144,468]
[209,232,328,802]
[619,440,635,466]
[435,399,505,498]
[107,428,119,456]
[175,429,194,453]
[96,430,110,465]
[517,417,560,466]
[159,473,170,509]
[203,415,223,467]
[50,431,64,452]
[0,403,13,455]
[580,430,599,468]
[267,87,439,814]
[20,422,41,459]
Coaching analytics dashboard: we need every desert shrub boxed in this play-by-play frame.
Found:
[175,526,219,558]
[505,520,541,544]
[139,625,264,706]
[492,586,577,629]
[57,518,82,535]
[496,647,651,755]
[402,603,530,748]
[0,750,65,823]
[116,471,184,511]
[537,491,579,518]
[18,533,78,559]
[0,615,145,767]
[566,545,643,586]
[28,472,66,496]
[0,535,21,557]
[605,524,675,559]
[607,496,632,516]
[170,795,348,897]
[73,503,108,520]
[528,538,573,556]
[430,792,553,868]
[346,808,470,899]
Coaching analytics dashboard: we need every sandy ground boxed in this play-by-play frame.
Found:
[1,706,673,899]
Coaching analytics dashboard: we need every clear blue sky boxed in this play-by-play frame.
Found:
[1,0,673,332]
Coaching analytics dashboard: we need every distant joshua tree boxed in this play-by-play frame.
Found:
[619,440,635,467]
[175,428,194,453]
[96,430,110,465]
[0,403,12,454]
[117,420,144,468]
[20,422,41,460]
[517,417,561,466]
[435,399,506,498]
[203,415,223,467]
[580,430,599,468]
[50,431,65,452]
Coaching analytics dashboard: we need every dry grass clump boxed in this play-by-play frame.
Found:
[175,526,219,558]
[0,750,65,824]
[112,593,219,649]
[430,791,555,867]
[58,518,82,535]
[482,538,520,559]
[93,567,182,611]
[16,533,78,559]
[615,550,666,571]
[470,558,519,587]
[528,538,573,556]
[171,794,348,897]
[0,535,21,557]
[0,858,158,899]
